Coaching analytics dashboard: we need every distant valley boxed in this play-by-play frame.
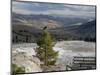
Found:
[12,13,96,43]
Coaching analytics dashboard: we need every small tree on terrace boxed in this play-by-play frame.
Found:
[36,27,58,66]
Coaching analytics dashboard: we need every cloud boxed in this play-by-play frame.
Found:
[12,1,96,18]
[63,4,95,12]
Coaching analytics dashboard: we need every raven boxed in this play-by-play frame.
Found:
[43,26,47,30]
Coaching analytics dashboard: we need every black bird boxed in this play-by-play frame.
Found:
[43,26,47,30]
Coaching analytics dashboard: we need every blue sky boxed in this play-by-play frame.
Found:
[12,1,96,18]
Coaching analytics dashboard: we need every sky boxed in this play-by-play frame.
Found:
[12,1,96,18]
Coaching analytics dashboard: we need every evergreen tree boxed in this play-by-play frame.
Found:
[36,29,58,66]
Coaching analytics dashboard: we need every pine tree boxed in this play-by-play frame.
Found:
[36,29,58,66]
